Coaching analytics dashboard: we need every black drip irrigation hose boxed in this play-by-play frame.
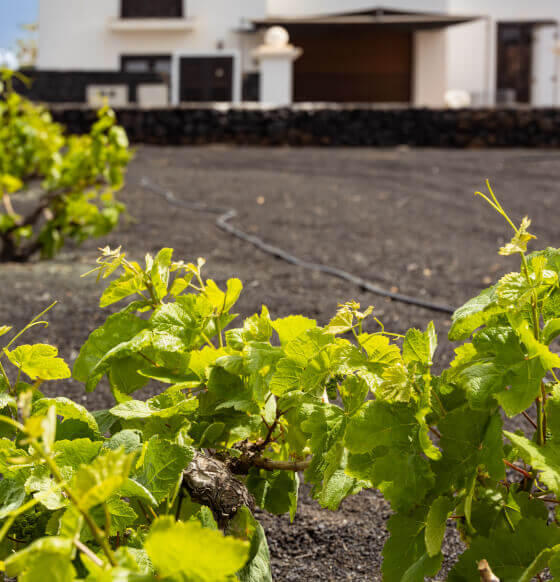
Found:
[140,177,455,315]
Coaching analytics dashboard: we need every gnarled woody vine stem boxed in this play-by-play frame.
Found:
[182,451,256,528]
[181,451,311,527]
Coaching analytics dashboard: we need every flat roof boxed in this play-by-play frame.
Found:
[253,9,481,31]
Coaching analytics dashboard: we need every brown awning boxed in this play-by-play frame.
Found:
[253,8,481,31]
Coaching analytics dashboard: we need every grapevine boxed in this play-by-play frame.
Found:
[0,182,559,581]
[0,69,131,262]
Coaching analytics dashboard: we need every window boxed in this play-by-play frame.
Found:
[121,56,172,102]
[121,55,171,86]
[122,60,150,73]
[121,0,183,19]
[122,56,172,77]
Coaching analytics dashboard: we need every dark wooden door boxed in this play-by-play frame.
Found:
[497,23,533,104]
[179,57,233,102]
[291,27,412,103]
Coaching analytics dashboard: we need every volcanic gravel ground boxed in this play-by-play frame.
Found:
[1,146,560,580]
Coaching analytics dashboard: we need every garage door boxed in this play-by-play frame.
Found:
[291,28,412,103]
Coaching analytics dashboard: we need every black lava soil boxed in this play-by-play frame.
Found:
[2,146,560,580]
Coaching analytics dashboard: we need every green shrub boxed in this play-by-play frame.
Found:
[0,69,132,262]
[1,185,560,581]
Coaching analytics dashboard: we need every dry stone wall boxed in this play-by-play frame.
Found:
[45,105,560,148]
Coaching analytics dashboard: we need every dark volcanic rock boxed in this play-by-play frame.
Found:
[36,103,560,149]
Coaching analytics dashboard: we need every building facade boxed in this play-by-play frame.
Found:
[35,0,560,107]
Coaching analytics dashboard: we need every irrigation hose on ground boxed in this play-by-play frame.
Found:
[140,177,455,315]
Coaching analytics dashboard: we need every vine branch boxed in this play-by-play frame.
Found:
[503,459,532,480]
[478,559,499,582]
[251,457,311,472]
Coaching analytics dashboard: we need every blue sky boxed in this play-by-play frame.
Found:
[0,0,38,51]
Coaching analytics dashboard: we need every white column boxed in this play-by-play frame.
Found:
[253,27,302,106]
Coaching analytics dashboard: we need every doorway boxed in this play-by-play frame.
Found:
[497,23,533,104]
[179,56,233,102]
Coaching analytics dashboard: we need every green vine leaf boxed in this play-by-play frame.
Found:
[449,286,504,341]
[449,519,560,581]
[228,507,272,582]
[506,431,560,496]
[403,322,437,368]
[4,344,70,381]
[73,311,150,392]
[345,400,419,454]
[382,507,442,582]
[144,516,249,581]
[71,447,136,510]
[136,437,193,503]
[425,496,455,557]
[4,537,76,581]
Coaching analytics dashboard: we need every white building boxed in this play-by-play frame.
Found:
[36,0,560,107]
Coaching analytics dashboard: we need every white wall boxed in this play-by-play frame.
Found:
[414,30,447,107]
[533,25,558,106]
[450,0,560,21]
[39,0,118,70]
[38,0,266,70]
[446,19,492,105]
